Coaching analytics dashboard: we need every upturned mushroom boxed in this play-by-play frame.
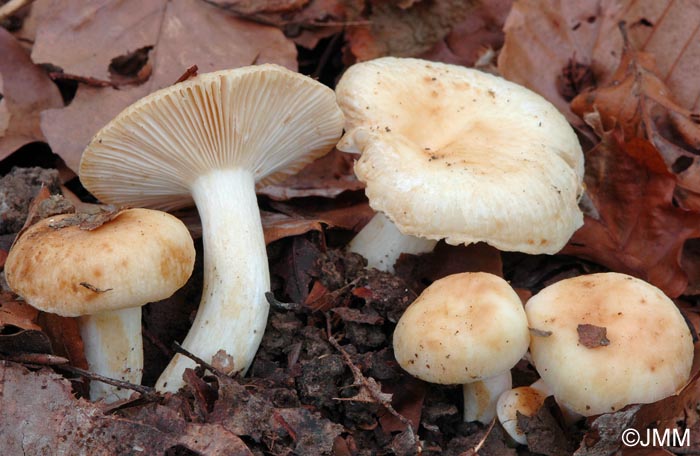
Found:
[496,386,548,445]
[335,57,584,271]
[526,272,694,416]
[392,272,530,423]
[4,208,195,402]
[79,65,344,392]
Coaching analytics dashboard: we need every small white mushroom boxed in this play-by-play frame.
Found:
[335,57,584,271]
[496,386,548,445]
[392,272,530,423]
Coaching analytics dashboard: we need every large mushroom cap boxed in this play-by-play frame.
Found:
[5,208,195,316]
[336,57,584,254]
[393,272,530,384]
[526,272,694,416]
[80,64,344,210]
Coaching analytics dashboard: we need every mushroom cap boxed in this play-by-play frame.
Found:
[80,64,344,210]
[393,272,530,384]
[526,272,694,416]
[336,57,584,254]
[497,386,548,445]
[5,208,195,317]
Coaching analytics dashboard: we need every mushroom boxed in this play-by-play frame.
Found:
[526,272,694,416]
[392,272,530,423]
[79,65,344,392]
[4,208,195,402]
[335,57,584,271]
[496,386,548,445]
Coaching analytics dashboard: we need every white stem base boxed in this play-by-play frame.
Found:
[348,213,437,272]
[463,370,512,423]
[155,169,269,393]
[79,307,143,403]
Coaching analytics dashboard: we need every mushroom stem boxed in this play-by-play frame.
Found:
[79,307,143,403]
[155,168,269,393]
[348,213,437,271]
[463,370,512,423]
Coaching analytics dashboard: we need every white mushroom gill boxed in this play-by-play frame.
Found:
[79,66,344,393]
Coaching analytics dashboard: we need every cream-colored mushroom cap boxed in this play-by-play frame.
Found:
[5,208,195,316]
[336,57,584,254]
[497,386,548,445]
[526,272,694,416]
[393,272,530,384]
[79,64,344,210]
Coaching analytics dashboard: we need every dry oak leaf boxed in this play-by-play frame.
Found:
[345,0,476,60]
[499,0,700,128]
[563,135,700,298]
[36,0,297,172]
[419,0,512,68]
[0,362,253,455]
[570,28,700,195]
[0,28,62,161]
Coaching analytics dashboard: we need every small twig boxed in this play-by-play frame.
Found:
[459,418,496,456]
[325,314,422,454]
[312,32,341,80]
[55,364,159,401]
[142,325,173,358]
[171,342,230,379]
[174,65,198,84]
[265,291,301,311]
[47,72,116,88]
[79,282,112,293]
[0,0,34,21]
[1,352,69,365]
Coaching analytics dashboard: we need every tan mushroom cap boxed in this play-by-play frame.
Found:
[5,208,195,317]
[526,272,694,416]
[393,272,530,384]
[80,64,344,210]
[336,57,584,254]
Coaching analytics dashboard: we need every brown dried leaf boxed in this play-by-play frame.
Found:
[518,396,576,456]
[0,362,254,454]
[262,210,324,245]
[564,137,700,297]
[48,204,123,231]
[37,0,297,172]
[577,324,610,348]
[498,0,608,127]
[419,0,512,68]
[37,312,88,370]
[345,0,476,60]
[259,149,363,201]
[0,291,40,331]
[0,28,63,160]
[395,242,503,295]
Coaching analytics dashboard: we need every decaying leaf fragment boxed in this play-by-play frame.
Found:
[577,323,610,348]
[563,29,700,297]
[0,28,62,161]
[36,0,297,172]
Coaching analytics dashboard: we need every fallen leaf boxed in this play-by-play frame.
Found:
[275,407,343,455]
[518,396,577,456]
[395,242,503,294]
[0,28,62,161]
[37,312,88,370]
[564,136,700,297]
[497,0,610,127]
[37,0,297,172]
[499,0,700,130]
[262,210,324,245]
[345,0,476,60]
[259,149,363,201]
[0,362,253,454]
[0,291,40,331]
[577,324,610,348]
[48,204,123,231]
[419,0,512,68]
